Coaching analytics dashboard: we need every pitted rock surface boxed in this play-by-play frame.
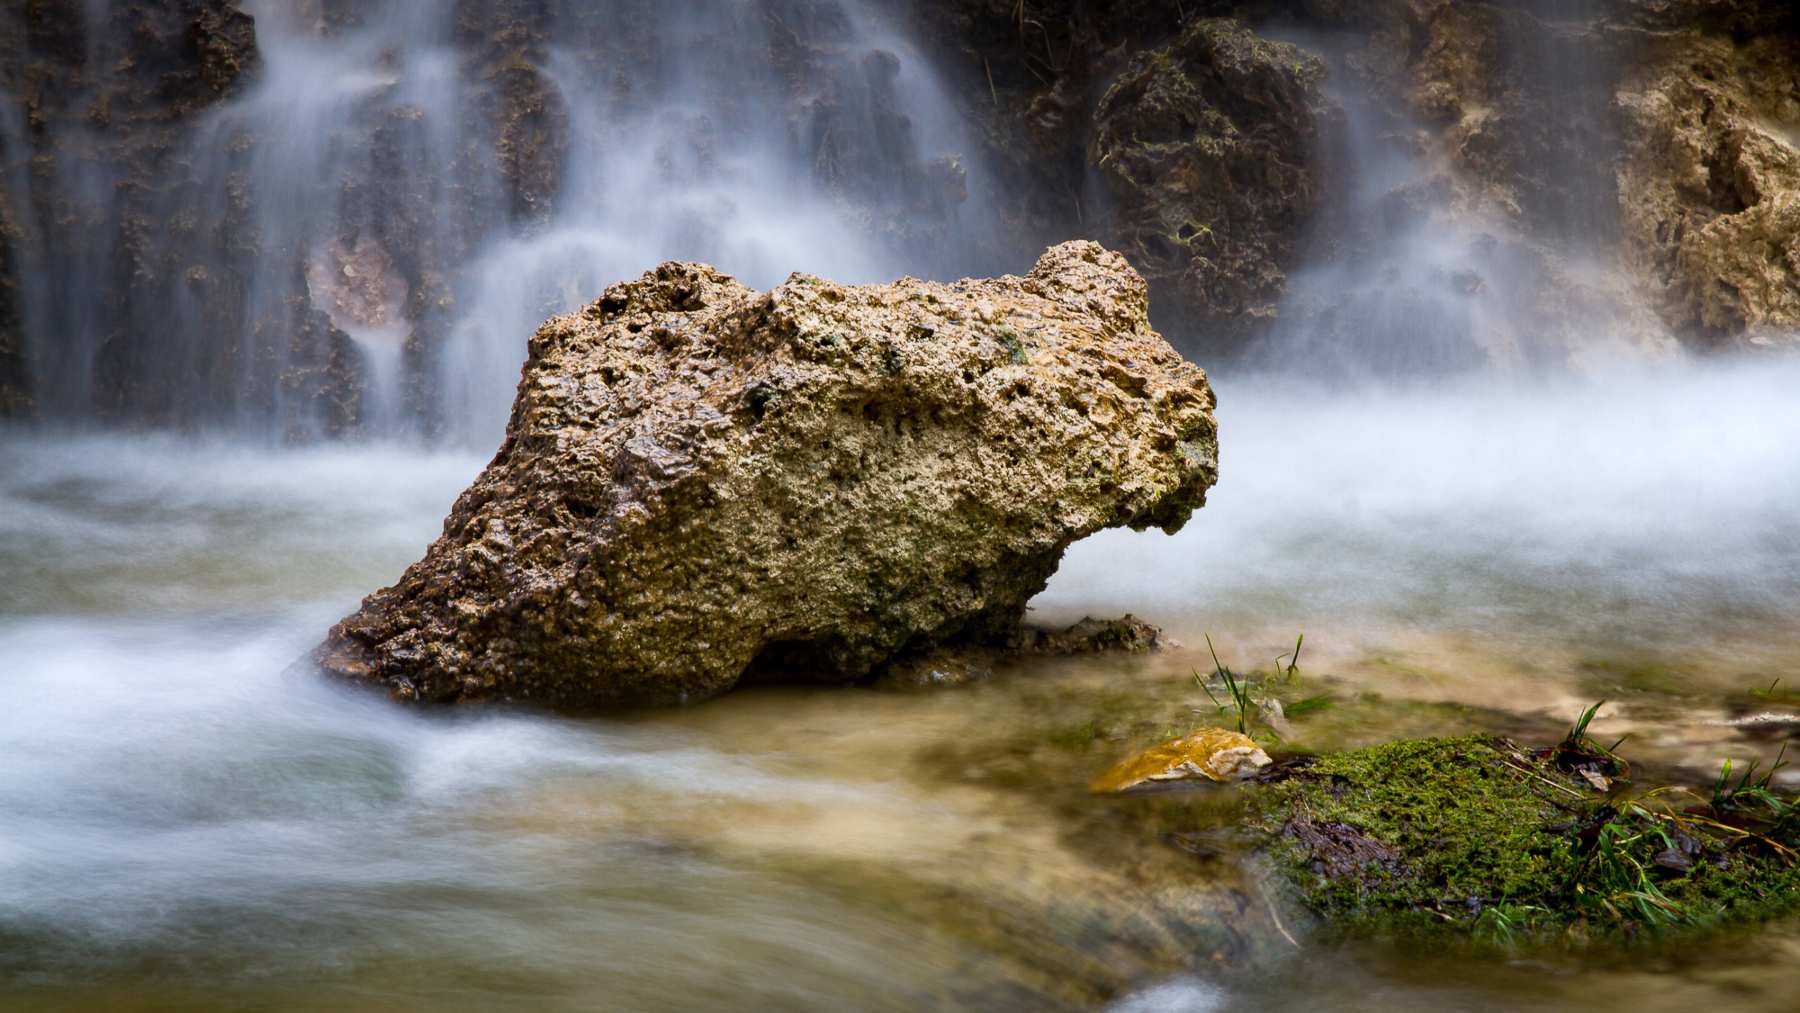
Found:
[317,242,1216,706]
[1090,17,1335,348]
[1618,29,1800,348]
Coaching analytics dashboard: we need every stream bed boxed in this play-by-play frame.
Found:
[2,361,1798,1012]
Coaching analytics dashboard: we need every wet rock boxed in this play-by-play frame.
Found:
[1090,18,1338,350]
[0,0,260,421]
[189,2,259,95]
[304,235,412,347]
[1617,0,1800,36]
[316,242,1217,706]
[1284,816,1407,885]
[1257,696,1295,739]
[1089,729,1272,793]
[899,4,1346,357]
[1019,614,1164,655]
[1289,0,1800,353]
[1617,30,1800,349]
[899,0,1186,261]
[1652,845,1695,874]
[875,652,998,690]
[878,614,1167,689]
[0,186,24,416]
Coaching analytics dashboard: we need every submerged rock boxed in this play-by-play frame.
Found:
[316,242,1216,706]
[1090,729,1272,793]
[1020,614,1165,655]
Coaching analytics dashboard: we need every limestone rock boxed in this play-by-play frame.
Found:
[1268,0,1800,354]
[1090,17,1337,349]
[0,0,259,421]
[316,241,1217,707]
[1089,728,1272,794]
[1617,31,1800,348]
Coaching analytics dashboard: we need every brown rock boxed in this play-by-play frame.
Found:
[1019,614,1164,655]
[1090,17,1338,350]
[877,614,1166,689]
[1617,31,1800,348]
[0,184,24,417]
[1251,0,1800,356]
[316,242,1217,707]
[0,0,260,422]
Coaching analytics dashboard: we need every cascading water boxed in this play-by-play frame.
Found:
[1251,9,1676,381]
[4,3,1800,1011]
[2,0,999,442]
[433,0,999,441]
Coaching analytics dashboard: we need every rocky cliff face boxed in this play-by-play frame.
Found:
[0,0,258,419]
[1275,0,1800,354]
[0,184,23,416]
[906,2,1337,355]
[1618,27,1800,347]
[1089,18,1337,348]
[0,0,987,434]
[316,242,1217,706]
[916,0,1800,358]
[3,0,1796,421]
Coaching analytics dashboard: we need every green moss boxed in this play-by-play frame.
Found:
[1246,736,1800,948]
[1740,676,1800,707]
[999,329,1029,365]
[1044,717,1109,749]
[1283,694,1334,718]
[1576,656,1691,697]
[1250,737,1570,918]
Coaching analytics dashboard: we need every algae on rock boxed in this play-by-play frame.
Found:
[317,241,1217,707]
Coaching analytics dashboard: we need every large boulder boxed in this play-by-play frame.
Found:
[316,242,1217,707]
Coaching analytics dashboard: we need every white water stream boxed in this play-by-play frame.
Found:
[4,359,1798,1009]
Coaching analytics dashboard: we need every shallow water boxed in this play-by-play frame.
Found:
[3,360,1799,1011]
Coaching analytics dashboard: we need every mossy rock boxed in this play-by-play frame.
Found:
[1245,735,1800,948]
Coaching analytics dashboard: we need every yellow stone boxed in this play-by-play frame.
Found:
[1089,728,1272,793]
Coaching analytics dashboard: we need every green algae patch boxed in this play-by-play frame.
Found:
[1246,735,1800,948]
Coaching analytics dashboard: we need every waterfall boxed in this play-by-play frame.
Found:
[1249,10,1678,382]
[0,0,1000,444]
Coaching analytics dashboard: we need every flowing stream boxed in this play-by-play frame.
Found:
[4,362,1799,1011]
[3,1,1799,1011]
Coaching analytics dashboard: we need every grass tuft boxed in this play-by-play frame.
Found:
[1194,633,1308,736]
